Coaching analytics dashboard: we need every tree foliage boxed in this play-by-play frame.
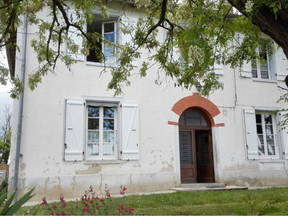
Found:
[0,0,287,97]
[0,107,11,164]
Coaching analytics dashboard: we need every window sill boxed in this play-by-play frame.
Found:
[252,78,277,84]
[258,159,283,163]
[84,160,127,165]
[85,61,118,68]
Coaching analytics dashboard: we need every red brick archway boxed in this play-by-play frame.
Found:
[169,93,224,127]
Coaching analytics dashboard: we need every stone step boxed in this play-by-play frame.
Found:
[180,183,226,188]
[171,185,248,192]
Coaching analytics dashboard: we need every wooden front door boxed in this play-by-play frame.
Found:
[179,108,215,183]
[195,130,214,182]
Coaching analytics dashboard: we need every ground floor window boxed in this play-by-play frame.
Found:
[255,112,277,157]
[87,104,117,159]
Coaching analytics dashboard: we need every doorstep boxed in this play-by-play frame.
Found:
[171,183,248,192]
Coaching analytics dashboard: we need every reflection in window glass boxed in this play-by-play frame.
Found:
[255,113,276,157]
[87,105,116,158]
[179,109,208,126]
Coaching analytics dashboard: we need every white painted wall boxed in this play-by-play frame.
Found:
[8,3,288,201]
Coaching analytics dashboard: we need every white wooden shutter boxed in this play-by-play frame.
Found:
[244,109,258,160]
[275,48,288,81]
[240,61,252,78]
[120,16,137,46]
[67,8,85,61]
[278,111,288,159]
[283,130,288,159]
[64,99,85,161]
[121,104,139,160]
[214,62,224,75]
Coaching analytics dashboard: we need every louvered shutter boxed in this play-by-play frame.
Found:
[244,109,258,160]
[275,48,288,81]
[121,104,139,160]
[67,8,85,61]
[64,99,85,161]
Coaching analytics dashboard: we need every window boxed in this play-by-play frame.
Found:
[64,99,139,162]
[255,112,277,157]
[251,45,273,79]
[87,19,117,64]
[87,104,117,159]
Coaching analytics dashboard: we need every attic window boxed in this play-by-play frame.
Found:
[87,19,117,64]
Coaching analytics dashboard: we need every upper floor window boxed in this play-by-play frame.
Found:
[87,19,117,64]
[251,45,273,80]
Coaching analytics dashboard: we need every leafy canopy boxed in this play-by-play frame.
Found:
[0,0,286,97]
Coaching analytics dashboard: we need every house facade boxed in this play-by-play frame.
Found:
[8,3,288,201]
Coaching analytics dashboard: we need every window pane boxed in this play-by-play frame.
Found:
[88,143,99,156]
[88,119,99,130]
[88,106,99,117]
[104,131,114,143]
[252,59,258,78]
[104,23,114,33]
[256,124,263,134]
[88,131,99,143]
[256,114,262,124]
[87,21,102,63]
[257,135,265,155]
[104,107,114,118]
[103,143,113,155]
[103,119,114,130]
[104,32,115,43]
[260,68,269,79]
[266,135,275,155]
[265,125,274,135]
[264,115,272,124]
[186,118,201,126]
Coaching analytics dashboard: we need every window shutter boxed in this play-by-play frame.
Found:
[213,63,224,75]
[240,61,252,78]
[244,109,258,160]
[120,16,137,45]
[283,130,288,159]
[67,8,85,61]
[275,48,288,81]
[64,99,85,161]
[121,104,139,160]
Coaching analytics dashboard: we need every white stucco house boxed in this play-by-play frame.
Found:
[8,2,288,201]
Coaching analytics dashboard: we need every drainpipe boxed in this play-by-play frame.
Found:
[12,13,28,199]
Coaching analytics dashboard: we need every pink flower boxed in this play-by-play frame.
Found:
[120,186,127,195]
[117,204,125,212]
[60,196,67,208]
[82,207,90,213]
[40,197,48,206]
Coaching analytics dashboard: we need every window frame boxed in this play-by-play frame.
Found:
[85,102,119,161]
[255,111,279,159]
[251,46,274,80]
[86,19,118,65]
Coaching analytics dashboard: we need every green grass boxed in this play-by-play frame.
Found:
[19,188,288,215]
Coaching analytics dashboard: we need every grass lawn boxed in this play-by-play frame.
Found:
[19,187,288,215]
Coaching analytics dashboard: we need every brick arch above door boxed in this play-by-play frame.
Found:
[168,93,224,127]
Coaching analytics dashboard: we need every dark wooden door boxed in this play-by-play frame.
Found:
[195,130,215,182]
[179,130,197,183]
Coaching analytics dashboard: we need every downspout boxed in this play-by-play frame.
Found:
[12,14,28,199]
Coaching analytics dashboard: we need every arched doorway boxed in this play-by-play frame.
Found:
[179,108,215,183]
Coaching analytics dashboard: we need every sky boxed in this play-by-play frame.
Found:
[0,50,12,132]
